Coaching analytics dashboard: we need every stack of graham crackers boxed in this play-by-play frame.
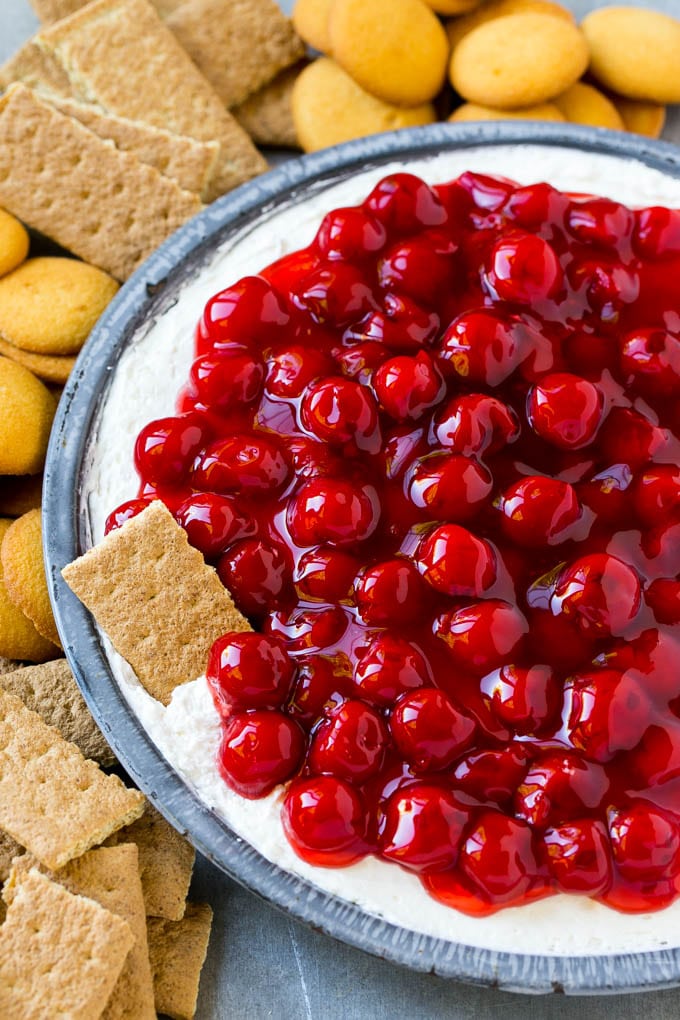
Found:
[0,0,305,280]
[0,657,212,1020]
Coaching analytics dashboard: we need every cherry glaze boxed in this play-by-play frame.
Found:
[110,170,680,915]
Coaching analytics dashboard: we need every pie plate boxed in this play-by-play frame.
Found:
[43,122,680,995]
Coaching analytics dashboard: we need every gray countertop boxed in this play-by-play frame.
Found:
[3,1,680,1016]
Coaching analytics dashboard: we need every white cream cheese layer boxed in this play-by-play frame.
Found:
[86,145,680,956]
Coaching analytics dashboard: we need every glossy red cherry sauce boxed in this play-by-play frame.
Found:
[108,171,680,916]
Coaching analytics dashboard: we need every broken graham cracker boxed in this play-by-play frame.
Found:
[105,802,195,920]
[165,0,305,109]
[0,658,115,766]
[0,868,134,1020]
[0,84,202,282]
[233,62,304,150]
[62,500,251,706]
[36,0,267,201]
[0,684,144,870]
[0,38,74,96]
[148,903,214,1020]
[7,845,155,1020]
[44,95,220,199]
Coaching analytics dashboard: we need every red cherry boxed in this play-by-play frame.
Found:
[293,262,377,327]
[287,436,343,480]
[634,206,680,259]
[197,275,289,353]
[567,198,634,248]
[646,579,680,625]
[335,341,390,384]
[486,231,563,304]
[459,811,544,905]
[378,231,457,306]
[503,181,569,228]
[354,558,428,625]
[193,434,290,494]
[481,663,560,735]
[452,746,530,806]
[363,173,447,234]
[570,257,640,321]
[439,309,527,386]
[609,801,680,881]
[598,407,669,469]
[456,171,516,212]
[380,783,469,873]
[286,477,379,547]
[353,634,431,707]
[514,753,610,827]
[266,346,335,397]
[294,547,359,603]
[207,632,295,714]
[417,524,496,597]
[373,351,445,422]
[348,292,440,352]
[300,376,380,453]
[217,539,290,616]
[175,492,252,557]
[314,205,386,261]
[218,710,304,798]
[308,699,388,782]
[390,687,476,772]
[268,605,349,654]
[565,669,651,763]
[287,655,348,726]
[282,775,366,866]
[632,466,680,526]
[189,351,264,410]
[544,819,613,895]
[134,413,210,485]
[621,328,680,396]
[433,394,520,457]
[528,373,604,450]
[552,554,641,637]
[378,423,427,480]
[406,453,493,522]
[434,600,528,674]
[104,497,153,534]
[498,475,581,547]
[579,463,632,524]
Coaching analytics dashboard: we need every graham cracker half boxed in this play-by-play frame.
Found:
[7,845,155,1020]
[105,802,195,920]
[0,868,134,1020]
[0,84,203,281]
[0,38,73,95]
[62,500,251,705]
[0,658,115,766]
[0,684,145,869]
[44,95,220,198]
[165,0,305,109]
[233,62,303,149]
[148,903,213,1020]
[36,0,267,200]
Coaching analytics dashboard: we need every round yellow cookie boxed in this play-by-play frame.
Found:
[0,357,56,476]
[1,508,61,648]
[329,0,449,106]
[450,13,589,109]
[554,82,624,131]
[0,256,119,357]
[292,0,335,53]
[449,102,565,122]
[292,58,436,153]
[426,0,482,15]
[614,96,666,139]
[0,209,29,280]
[582,7,680,104]
[446,0,573,50]
[0,518,59,662]
[0,334,76,385]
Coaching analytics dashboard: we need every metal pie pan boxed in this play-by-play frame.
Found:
[43,121,680,995]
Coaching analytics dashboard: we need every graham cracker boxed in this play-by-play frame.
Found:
[44,95,220,198]
[36,0,267,200]
[29,0,90,22]
[234,62,303,149]
[0,867,134,1020]
[0,684,145,870]
[0,38,73,95]
[0,655,19,674]
[0,828,23,883]
[62,500,251,706]
[147,903,213,1020]
[105,802,195,920]
[165,0,305,109]
[7,845,155,1020]
[0,333,76,384]
[0,84,202,281]
[0,658,115,766]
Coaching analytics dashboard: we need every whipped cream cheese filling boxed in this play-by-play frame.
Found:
[86,145,680,956]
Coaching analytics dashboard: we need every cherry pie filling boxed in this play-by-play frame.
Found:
[107,170,680,916]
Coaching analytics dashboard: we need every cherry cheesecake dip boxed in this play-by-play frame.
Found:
[85,144,680,955]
